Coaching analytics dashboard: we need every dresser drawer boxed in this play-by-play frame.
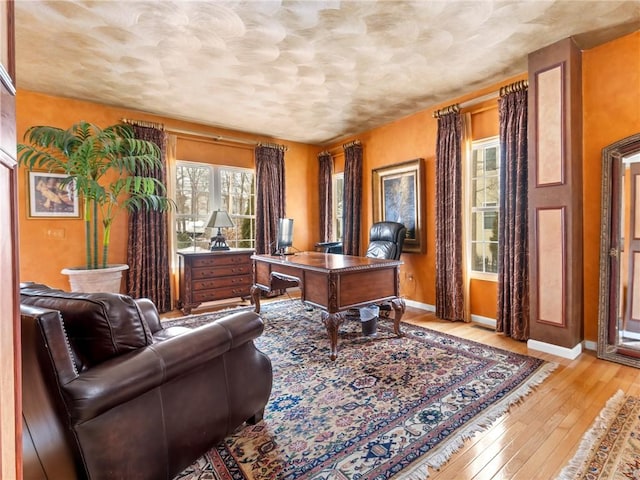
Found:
[193,274,252,291]
[193,285,251,303]
[192,263,252,279]
[192,254,251,268]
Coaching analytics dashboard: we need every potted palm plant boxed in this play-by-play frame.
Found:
[18,121,171,292]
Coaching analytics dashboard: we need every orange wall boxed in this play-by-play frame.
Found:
[582,31,640,342]
[326,78,519,315]
[16,31,637,328]
[16,91,319,290]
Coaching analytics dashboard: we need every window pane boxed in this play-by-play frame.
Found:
[472,149,481,177]
[472,242,484,271]
[484,211,498,232]
[472,178,485,207]
[220,168,255,249]
[485,176,499,205]
[485,146,498,172]
[487,242,498,273]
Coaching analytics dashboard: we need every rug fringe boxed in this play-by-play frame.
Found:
[397,361,559,479]
[555,389,626,480]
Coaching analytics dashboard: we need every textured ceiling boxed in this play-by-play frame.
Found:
[14,1,640,145]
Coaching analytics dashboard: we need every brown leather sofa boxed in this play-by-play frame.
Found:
[20,283,272,480]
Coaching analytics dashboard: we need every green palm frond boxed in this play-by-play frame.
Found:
[18,120,172,269]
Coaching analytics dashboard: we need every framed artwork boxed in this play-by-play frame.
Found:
[28,172,80,218]
[372,158,424,253]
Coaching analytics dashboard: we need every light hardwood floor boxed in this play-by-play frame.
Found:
[162,298,640,480]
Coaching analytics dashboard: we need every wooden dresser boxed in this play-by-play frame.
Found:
[177,249,254,314]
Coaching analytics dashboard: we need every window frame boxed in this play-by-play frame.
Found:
[332,172,344,242]
[468,136,500,280]
[174,160,256,251]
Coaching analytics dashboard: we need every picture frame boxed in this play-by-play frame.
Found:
[372,158,424,253]
[28,172,80,218]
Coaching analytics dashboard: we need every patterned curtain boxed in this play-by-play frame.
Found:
[496,82,529,340]
[318,151,333,243]
[126,123,171,313]
[435,110,464,321]
[342,141,363,256]
[255,144,286,255]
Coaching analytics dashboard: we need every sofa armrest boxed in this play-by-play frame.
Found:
[21,305,79,385]
[62,311,265,423]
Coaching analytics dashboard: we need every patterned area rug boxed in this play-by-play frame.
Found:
[558,390,640,480]
[169,300,556,479]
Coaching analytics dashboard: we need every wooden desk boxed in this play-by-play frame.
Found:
[251,252,405,360]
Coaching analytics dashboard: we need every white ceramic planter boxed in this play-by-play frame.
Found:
[61,264,129,293]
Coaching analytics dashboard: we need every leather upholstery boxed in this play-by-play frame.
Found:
[20,284,272,480]
[365,221,407,260]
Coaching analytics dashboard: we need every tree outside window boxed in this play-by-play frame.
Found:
[175,162,255,251]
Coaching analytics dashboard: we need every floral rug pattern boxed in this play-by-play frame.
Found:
[558,391,640,480]
[170,301,555,479]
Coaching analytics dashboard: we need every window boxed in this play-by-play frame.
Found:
[332,172,344,241]
[175,161,255,251]
[470,138,500,275]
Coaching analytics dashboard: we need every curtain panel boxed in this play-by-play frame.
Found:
[435,112,465,321]
[318,152,334,243]
[496,87,529,340]
[126,124,172,313]
[342,142,363,256]
[255,145,285,255]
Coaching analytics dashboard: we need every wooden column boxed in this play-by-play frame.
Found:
[528,37,583,352]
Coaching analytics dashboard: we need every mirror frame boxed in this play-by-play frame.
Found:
[598,132,640,367]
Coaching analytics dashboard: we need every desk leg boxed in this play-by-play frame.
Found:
[391,298,406,336]
[321,312,345,361]
[250,285,262,314]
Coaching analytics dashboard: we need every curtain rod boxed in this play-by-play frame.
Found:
[166,126,258,146]
[500,79,529,96]
[432,104,460,118]
[257,141,288,152]
[122,117,165,130]
[440,80,529,118]
[343,139,361,149]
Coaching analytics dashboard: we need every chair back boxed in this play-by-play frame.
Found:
[365,221,407,260]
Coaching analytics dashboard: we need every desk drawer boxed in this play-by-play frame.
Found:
[193,274,252,291]
[193,286,250,303]
[192,254,251,268]
[192,264,252,279]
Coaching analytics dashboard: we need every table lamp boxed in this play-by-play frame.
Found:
[206,210,234,250]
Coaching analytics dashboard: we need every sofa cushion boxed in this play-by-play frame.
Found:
[20,284,153,370]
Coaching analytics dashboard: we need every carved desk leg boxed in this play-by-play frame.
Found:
[391,298,406,337]
[250,285,262,314]
[321,311,345,361]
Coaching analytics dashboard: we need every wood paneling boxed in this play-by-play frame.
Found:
[536,207,566,325]
[528,37,583,349]
[536,65,564,186]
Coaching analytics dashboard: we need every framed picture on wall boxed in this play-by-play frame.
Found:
[372,158,424,253]
[28,172,80,218]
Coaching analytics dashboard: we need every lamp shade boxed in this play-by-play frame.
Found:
[206,210,234,229]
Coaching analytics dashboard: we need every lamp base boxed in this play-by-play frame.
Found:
[210,232,230,251]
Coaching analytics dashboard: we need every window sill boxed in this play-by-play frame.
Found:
[469,272,498,282]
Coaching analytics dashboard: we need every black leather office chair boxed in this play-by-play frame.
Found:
[362,221,406,319]
[365,221,406,260]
